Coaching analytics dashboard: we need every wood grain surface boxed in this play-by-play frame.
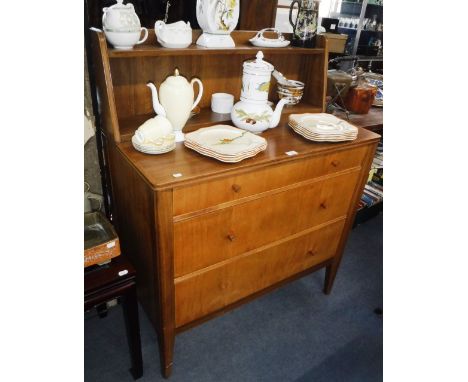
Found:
[115,116,380,190]
[107,30,324,58]
[174,218,345,327]
[173,170,359,277]
[173,145,367,216]
[239,0,278,31]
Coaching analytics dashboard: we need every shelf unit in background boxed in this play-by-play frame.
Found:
[333,107,383,226]
[354,138,383,224]
[325,0,383,57]
[353,109,383,225]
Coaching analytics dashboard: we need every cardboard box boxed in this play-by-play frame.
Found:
[322,33,348,54]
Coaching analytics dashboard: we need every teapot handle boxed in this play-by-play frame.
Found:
[191,78,203,111]
[137,27,148,44]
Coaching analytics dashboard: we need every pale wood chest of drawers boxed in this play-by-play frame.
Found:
[89,28,380,377]
[106,119,379,376]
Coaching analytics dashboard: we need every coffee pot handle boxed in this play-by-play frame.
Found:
[191,78,204,111]
[289,0,301,29]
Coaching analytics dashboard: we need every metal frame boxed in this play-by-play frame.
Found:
[352,0,368,56]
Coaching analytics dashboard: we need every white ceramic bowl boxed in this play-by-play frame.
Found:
[104,28,148,50]
[277,80,305,105]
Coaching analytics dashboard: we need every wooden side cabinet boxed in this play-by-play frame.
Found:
[90,29,380,377]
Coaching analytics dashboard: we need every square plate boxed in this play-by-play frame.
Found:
[185,125,267,156]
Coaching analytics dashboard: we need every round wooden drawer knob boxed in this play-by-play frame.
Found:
[320,202,327,209]
[331,160,340,167]
[232,184,242,193]
[220,282,228,290]
[307,250,316,257]
[227,234,236,241]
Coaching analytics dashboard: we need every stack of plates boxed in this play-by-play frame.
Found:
[288,113,358,142]
[131,134,176,154]
[184,125,267,163]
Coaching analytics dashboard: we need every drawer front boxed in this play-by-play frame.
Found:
[174,170,359,277]
[173,146,367,216]
[175,218,345,328]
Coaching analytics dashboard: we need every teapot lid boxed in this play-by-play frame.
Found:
[243,51,274,74]
[104,0,135,12]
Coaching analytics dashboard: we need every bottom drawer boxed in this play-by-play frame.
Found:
[174,218,346,328]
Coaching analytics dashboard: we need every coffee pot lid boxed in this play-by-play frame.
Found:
[243,51,274,74]
[163,68,190,86]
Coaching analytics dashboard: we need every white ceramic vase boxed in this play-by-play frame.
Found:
[196,0,240,47]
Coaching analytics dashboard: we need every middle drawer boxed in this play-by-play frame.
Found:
[174,169,359,277]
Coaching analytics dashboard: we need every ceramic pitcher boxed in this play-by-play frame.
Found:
[289,0,320,48]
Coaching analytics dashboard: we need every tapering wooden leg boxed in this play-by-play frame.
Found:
[159,327,174,379]
[323,264,338,295]
[122,285,144,380]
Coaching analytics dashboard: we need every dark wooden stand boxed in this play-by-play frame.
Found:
[85,256,143,380]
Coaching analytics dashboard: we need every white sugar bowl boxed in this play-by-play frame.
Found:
[102,0,141,32]
[155,20,192,49]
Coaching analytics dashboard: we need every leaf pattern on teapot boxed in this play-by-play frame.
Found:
[235,109,271,124]
[257,81,270,92]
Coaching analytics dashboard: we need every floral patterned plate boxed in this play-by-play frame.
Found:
[184,125,267,160]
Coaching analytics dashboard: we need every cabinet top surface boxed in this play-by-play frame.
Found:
[115,116,380,190]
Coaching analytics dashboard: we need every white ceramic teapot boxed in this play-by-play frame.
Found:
[102,0,141,32]
[102,0,148,50]
[231,51,287,134]
[147,69,204,142]
[154,20,192,48]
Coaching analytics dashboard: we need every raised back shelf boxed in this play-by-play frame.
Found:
[108,30,325,58]
[109,44,324,57]
[91,30,329,143]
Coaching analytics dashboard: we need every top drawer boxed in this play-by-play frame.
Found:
[173,145,367,216]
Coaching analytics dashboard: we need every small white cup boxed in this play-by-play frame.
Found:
[211,93,234,114]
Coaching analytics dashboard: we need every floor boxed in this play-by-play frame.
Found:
[85,214,383,382]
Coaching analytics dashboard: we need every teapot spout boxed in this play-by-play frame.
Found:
[146,82,166,117]
[269,98,288,128]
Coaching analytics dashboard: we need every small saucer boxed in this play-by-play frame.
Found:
[249,28,290,48]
